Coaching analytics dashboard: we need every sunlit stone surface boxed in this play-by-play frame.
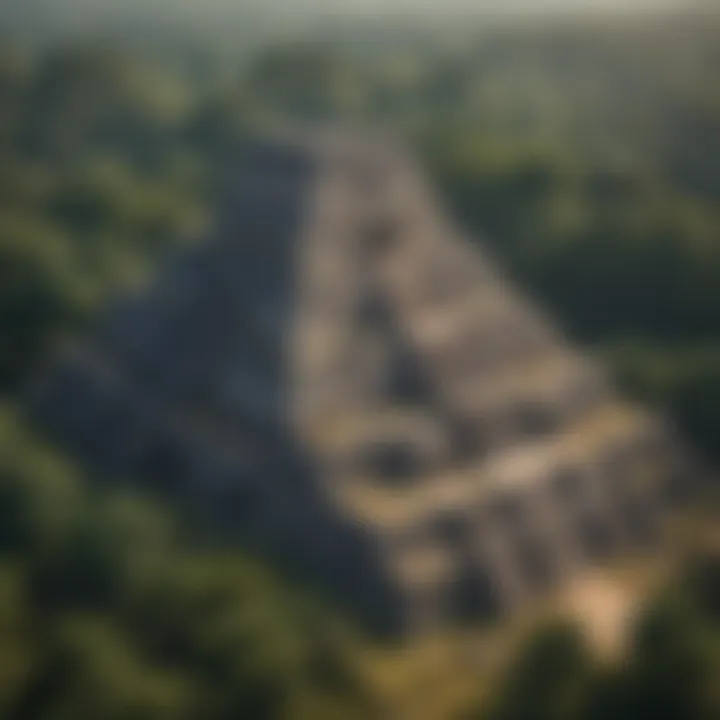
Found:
[32,130,699,635]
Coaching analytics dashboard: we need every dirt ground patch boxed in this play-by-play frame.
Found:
[561,571,640,656]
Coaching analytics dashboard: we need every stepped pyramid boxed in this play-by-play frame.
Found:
[33,131,697,634]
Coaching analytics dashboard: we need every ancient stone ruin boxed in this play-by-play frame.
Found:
[32,130,699,635]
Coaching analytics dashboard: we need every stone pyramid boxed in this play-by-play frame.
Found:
[33,131,697,634]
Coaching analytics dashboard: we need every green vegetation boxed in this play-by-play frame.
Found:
[0,407,371,719]
[480,539,720,720]
[0,8,718,718]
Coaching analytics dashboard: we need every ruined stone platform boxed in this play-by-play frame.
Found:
[31,130,699,634]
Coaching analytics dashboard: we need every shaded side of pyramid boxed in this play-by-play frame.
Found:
[32,131,702,635]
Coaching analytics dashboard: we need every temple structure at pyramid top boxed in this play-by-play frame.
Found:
[33,130,698,634]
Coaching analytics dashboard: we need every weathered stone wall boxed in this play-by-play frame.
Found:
[32,130,699,636]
